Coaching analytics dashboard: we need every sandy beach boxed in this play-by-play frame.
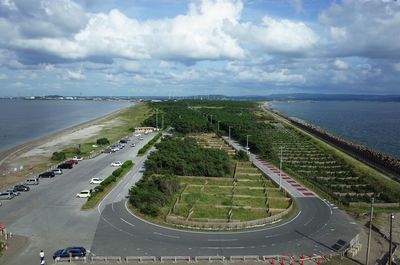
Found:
[0,102,147,189]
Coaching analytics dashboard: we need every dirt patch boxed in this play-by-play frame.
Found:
[0,235,29,265]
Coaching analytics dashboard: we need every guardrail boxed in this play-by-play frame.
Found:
[126,256,157,262]
[194,256,225,262]
[54,256,87,263]
[91,256,122,262]
[230,255,259,261]
[160,256,191,262]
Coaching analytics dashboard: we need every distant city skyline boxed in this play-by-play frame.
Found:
[0,0,399,96]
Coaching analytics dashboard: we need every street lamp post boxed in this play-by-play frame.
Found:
[366,197,374,265]
[229,126,232,140]
[389,213,394,265]
[279,146,283,189]
[217,121,220,131]
[210,114,213,124]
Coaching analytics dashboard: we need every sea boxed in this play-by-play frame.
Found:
[270,100,400,159]
[0,99,132,152]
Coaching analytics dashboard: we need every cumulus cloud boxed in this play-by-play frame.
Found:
[62,70,86,81]
[334,59,349,70]
[320,0,400,58]
[0,73,7,80]
[228,16,318,54]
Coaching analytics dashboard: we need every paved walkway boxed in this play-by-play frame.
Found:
[223,137,316,199]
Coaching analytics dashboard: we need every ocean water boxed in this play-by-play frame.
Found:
[270,101,400,159]
[0,99,132,152]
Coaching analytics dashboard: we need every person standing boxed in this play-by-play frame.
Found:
[39,250,44,261]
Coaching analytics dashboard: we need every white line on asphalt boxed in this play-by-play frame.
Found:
[265,234,281,238]
[153,232,180,239]
[207,238,238,242]
[205,246,245,249]
[304,219,312,226]
[101,216,134,237]
[120,217,135,227]
[124,200,304,235]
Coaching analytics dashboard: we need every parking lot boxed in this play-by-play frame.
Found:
[0,132,156,265]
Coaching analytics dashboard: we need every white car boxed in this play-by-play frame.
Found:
[110,147,120,152]
[90,178,103,184]
[72,156,83,161]
[76,190,91,198]
[111,161,122,167]
[52,168,63,175]
[130,143,136,147]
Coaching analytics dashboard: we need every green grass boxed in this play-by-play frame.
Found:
[236,174,263,180]
[180,178,206,185]
[184,185,203,193]
[231,208,269,221]
[268,198,290,209]
[206,179,233,186]
[235,188,265,196]
[236,180,264,187]
[58,104,151,159]
[266,189,286,198]
[196,194,232,205]
[233,197,266,207]
[173,203,191,217]
[190,206,229,219]
[203,186,232,195]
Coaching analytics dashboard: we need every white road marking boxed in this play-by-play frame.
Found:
[207,238,238,242]
[304,219,312,226]
[153,232,180,239]
[120,217,135,227]
[265,234,281,238]
[205,246,245,249]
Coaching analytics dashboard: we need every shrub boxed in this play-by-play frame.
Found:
[235,150,249,161]
[112,168,123,177]
[96,138,110,145]
[51,152,66,161]
[122,160,133,168]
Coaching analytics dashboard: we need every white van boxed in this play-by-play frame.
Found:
[26,177,39,185]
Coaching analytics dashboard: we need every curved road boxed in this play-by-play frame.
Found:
[90,139,360,258]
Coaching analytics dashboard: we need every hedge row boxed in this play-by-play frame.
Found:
[89,160,133,197]
[138,132,162,155]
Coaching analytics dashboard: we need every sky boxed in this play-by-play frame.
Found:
[0,0,399,97]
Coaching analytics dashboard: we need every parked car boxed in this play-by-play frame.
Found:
[139,137,144,140]
[6,189,20,196]
[72,156,83,161]
[130,143,136,147]
[52,168,63,175]
[76,190,91,198]
[26,177,39,185]
[39,171,55,178]
[119,139,128,144]
[0,191,15,200]
[58,163,73,169]
[14,185,30,192]
[90,178,103,184]
[111,161,122,167]
[66,160,78,165]
[102,148,112,154]
[110,146,120,152]
[53,247,86,260]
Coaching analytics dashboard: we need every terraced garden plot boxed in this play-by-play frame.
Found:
[190,133,236,156]
[233,197,267,207]
[231,208,269,221]
[235,187,265,196]
[190,206,230,220]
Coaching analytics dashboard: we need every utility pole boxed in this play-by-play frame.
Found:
[217,121,220,131]
[279,146,283,189]
[210,114,213,124]
[366,197,374,265]
[156,109,158,130]
[246,135,250,155]
[389,213,394,265]
[161,114,164,130]
[229,126,232,140]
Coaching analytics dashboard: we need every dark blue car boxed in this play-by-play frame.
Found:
[53,246,86,259]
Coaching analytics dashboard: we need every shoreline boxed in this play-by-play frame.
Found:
[263,102,400,181]
[0,103,139,188]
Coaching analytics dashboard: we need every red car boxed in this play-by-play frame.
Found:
[66,160,79,165]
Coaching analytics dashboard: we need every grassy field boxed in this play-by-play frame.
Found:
[168,151,291,226]
[58,104,150,159]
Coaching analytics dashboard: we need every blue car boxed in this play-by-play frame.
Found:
[53,246,86,259]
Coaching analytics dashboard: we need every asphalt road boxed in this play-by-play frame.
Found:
[0,132,361,264]
[0,132,156,265]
